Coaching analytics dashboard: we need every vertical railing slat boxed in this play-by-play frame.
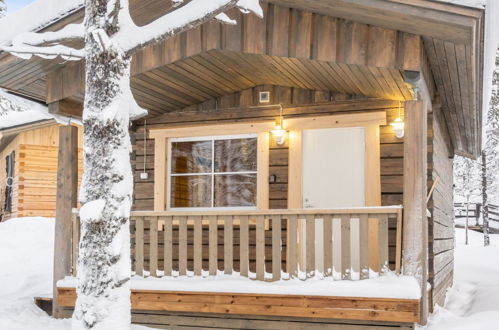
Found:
[71,212,79,276]
[340,214,351,280]
[378,213,389,273]
[193,216,202,276]
[256,215,265,281]
[240,215,249,277]
[305,214,315,278]
[209,215,218,276]
[332,215,341,280]
[395,210,403,274]
[359,214,369,280]
[164,216,172,276]
[149,216,158,277]
[272,215,282,281]
[323,214,333,277]
[224,215,233,274]
[135,216,144,276]
[179,216,187,276]
[288,215,298,278]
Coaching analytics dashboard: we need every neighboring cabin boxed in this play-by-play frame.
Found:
[0,90,82,221]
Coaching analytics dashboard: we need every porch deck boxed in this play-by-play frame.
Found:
[61,207,420,326]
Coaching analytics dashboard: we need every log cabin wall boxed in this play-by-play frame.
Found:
[427,107,455,309]
[0,125,83,220]
[131,85,405,270]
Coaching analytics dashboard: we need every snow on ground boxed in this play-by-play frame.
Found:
[0,217,150,330]
[423,228,499,330]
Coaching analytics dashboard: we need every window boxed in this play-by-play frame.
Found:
[169,135,258,209]
[3,151,14,213]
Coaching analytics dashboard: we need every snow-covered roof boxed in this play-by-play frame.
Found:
[0,90,53,131]
[0,0,83,47]
[435,0,486,8]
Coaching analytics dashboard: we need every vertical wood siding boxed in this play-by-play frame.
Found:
[427,109,455,308]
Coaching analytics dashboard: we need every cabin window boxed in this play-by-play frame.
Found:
[169,135,258,209]
[3,151,15,213]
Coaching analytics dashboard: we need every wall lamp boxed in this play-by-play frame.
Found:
[271,104,287,145]
[391,101,405,139]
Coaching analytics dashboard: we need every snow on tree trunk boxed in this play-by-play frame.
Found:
[481,151,490,247]
[72,1,133,329]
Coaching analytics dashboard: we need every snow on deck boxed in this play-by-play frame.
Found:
[59,273,421,300]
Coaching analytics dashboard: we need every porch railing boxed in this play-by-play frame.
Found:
[72,207,402,281]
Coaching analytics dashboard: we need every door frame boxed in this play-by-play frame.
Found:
[287,114,384,209]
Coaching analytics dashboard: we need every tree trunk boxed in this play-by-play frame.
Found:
[72,1,133,328]
[481,151,490,247]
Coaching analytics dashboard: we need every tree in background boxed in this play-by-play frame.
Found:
[0,0,6,17]
[454,155,481,244]
[482,47,499,246]
[1,0,263,329]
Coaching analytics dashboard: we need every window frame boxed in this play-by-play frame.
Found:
[167,133,259,211]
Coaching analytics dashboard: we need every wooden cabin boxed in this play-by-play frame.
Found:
[0,92,83,220]
[0,0,490,329]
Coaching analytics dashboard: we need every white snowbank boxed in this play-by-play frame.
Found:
[59,272,421,300]
[423,229,499,330]
[0,217,150,329]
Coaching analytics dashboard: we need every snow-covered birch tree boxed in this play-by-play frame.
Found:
[0,0,6,17]
[482,47,499,246]
[454,155,481,243]
[1,1,263,329]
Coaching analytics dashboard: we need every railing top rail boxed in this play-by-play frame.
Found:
[131,206,403,217]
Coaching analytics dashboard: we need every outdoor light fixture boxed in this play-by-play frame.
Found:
[391,101,405,139]
[271,104,287,145]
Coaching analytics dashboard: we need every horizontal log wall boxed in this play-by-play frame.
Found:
[0,125,84,219]
[427,109,455,309]
[131,86,405,269]
[17,145,83,218]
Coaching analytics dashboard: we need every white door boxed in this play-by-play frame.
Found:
[302,127,365,208]
[300,127,366,273]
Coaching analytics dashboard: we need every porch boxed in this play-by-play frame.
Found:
[57,206,422,326]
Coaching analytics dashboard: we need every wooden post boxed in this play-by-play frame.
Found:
[402,99,428,325]
[53,125,78,318]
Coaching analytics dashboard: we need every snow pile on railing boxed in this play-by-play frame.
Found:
[59,271,421,300]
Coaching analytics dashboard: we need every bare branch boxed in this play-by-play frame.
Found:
[120,0,240,55]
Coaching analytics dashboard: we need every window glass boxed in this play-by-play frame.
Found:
[171,140,212,174]
[170,175,212,208]
[214,138,257,172]
[170,136,257,209]
[214,174,257,207]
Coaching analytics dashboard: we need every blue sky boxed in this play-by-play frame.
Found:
[5,0,36,14]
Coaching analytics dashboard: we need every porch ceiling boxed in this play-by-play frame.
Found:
[128,50,412,117]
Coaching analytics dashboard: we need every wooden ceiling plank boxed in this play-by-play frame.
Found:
[180,57,242,93]
[132,74,203,105]
[197,52,258,87]
[172,61,235,95]
[145,70,212,101]
[156,65,224,98]
[327,62,363,95]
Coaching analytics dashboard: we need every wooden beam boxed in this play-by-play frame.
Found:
[48,99,84,119]
[402,100,428,325]
[53,125,79,318]
[57,287,420,323]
